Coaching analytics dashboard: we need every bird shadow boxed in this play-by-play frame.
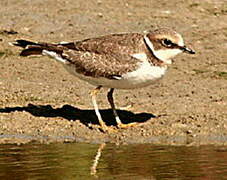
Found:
[0,104,155,127]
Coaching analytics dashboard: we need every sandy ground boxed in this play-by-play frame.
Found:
[0,0,226,145]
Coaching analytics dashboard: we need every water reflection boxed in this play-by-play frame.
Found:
[90,143,106,177]
[0,143,226,179]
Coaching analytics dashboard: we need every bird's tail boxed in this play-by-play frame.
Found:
[13,40,64,57]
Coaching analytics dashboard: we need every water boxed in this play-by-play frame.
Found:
[0,143,227,180]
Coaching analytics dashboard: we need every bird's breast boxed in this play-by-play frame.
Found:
[120,61,168,88]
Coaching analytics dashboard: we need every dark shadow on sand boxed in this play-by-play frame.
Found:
[0,104,155,127]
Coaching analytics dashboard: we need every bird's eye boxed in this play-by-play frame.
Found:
[162,39,172,47]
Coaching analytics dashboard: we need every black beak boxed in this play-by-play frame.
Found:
[179,45,195,54]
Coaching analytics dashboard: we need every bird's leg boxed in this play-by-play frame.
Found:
[107,88,122,125]
[107,88,137,129]
[90,86,108,132]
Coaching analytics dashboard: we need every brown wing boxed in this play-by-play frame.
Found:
[73,33,144,56]
[61,33,146,79]
[62,50,139,79]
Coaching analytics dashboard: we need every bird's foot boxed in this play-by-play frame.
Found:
[117,122,139,129]
[100,124,116,133]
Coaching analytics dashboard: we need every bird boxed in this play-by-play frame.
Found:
[13,28,195,132]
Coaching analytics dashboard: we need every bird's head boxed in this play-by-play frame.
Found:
[144,28,195,64]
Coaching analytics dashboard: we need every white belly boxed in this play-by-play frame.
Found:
[63,61,167,89]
